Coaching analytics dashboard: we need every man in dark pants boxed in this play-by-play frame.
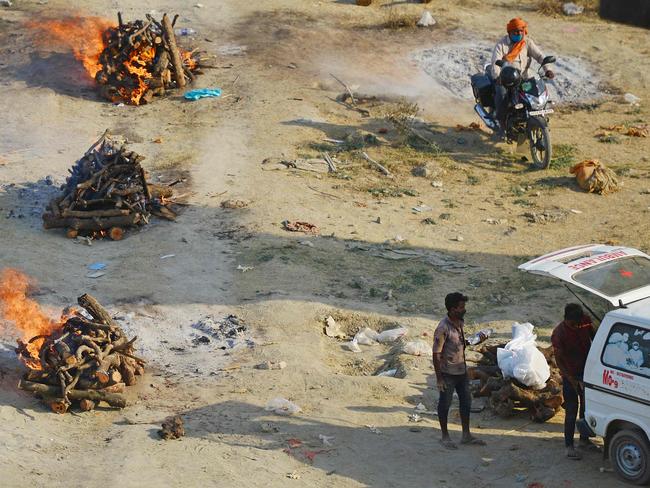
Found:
[433,292,486,449]
[551,303,596,460]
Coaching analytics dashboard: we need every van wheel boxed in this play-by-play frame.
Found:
[609,430,650,485]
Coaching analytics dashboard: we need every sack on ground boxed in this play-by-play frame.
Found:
[570,159,619,195]
[402,340,432,357]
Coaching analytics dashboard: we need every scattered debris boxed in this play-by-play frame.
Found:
[453,235,464,242]
[570,209,583,214]
[88,262,107,271]
[15,293,144,413]
[570,160,620,195]
[324,316,347,339]
[365,424,382,434]
[375,327,408,343]
[86,271,106,279]
[483,218,508,225]
[597,124,648,138]
[354,327,379,345]
[265,398,301,416]
[408,413,423,422]
[237,264,254,272]
[624,93,641,105]
[184,88,222,101]
[43,132,179,240]
[287,471,301,480]
[282,220,320,234]
[431,180,443,188]
[417,11,436,27]
[347,243,482,273]
[221,199,250,209]
[562,2,584,15]
[376,369,398,377]
[523,209,567,224]
[158,415,185,440]
[344,338,362,352]
[412,205,433,213]
[361,152,391,177]
[192,315,248,346]
[319,434,335,447]
[421,217,436,225]
[160,254,175,259]
[402,340,432,357]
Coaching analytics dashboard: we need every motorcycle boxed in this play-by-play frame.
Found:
[470,55,557,169]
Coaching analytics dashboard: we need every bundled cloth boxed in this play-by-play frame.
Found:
[570,160,619,195]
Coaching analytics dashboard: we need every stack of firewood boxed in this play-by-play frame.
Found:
[16,294,144,414]
[96,12,201,104]
[468,343,563,423]
[43,131,177,240]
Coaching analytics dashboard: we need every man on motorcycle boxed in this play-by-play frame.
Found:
[491,18,555,134]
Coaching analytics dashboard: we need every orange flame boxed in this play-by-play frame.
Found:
[26,16,114,79]
[0,269,62,369]
[123,45,155,104]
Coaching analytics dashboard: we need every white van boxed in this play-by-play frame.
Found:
[520,244,650,485]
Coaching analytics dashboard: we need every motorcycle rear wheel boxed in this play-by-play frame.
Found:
[527,116,551,169]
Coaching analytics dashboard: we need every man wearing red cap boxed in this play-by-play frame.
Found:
[491,18,554,134]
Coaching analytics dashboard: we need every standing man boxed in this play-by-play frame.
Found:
[551,303,596,460]
[433,292,486,449]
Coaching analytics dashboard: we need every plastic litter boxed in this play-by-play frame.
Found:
[408,413,423,422]
[86,271,105,279]
[344,338,362,353]
[184,88,222,101]
[237,264,254,272]
[354,327,379,345]
[624,93,641,105]
[265,398,301,416]
[87,262,106,271]
[417,11,436,27]
[365,424,382,434]
[402,340,432,357]
[376,368,398,377]
[467,328,494,346]
[175,27,197,36]
[160,254,175,259]
[562,2,584,15]
[0,0,13,6]
[318,434,335,447]
[375,327,408,343]
[324,316,347,339]
[497,323,550,390]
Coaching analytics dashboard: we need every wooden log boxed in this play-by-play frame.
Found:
[149,206,176,221]
[109,227,124,241]
[49,399,69,414]
[161,14,186,88]
[361,152,391,176]
[62,209,131,218]
[119,357,137,386]
[19,380,127,408]
[42,213,140,230]
[149,184,174,199]
[77,293,118,328]
[66,229,79,239]
[79,399,96,411]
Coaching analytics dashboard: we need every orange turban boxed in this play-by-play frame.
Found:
[504,18,528,62]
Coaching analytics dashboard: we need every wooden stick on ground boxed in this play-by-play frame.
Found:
[330,73,356,106]
[361,152,391,177]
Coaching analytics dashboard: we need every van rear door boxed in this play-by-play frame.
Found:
[518,244,650,306]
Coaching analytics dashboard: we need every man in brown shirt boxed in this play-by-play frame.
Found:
[432,292,486,449]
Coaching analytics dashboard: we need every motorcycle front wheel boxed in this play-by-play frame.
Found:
[527,116,551,169]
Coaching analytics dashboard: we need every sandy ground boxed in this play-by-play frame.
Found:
[1,0,650,487]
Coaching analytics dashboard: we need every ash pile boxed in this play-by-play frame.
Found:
[43,131,179,240]
[16,294,144,414]
[191,315,252,350]
[96,12,203,104]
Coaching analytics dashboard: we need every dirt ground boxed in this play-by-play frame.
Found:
[1,0,650,487]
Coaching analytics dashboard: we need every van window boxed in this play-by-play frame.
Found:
[601,322,650,378]
[573,256,650,297]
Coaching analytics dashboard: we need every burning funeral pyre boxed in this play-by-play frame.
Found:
[95,13,200,104]
[0,269,143,413]
[29,13,202,105]
[43,131,178,240]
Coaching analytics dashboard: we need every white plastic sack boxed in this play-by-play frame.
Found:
[354,327,379,345]
[497,322,550,390]
[417,11,436,27]
[376,327,408,343]
[265,398,301,416]
[344,338,362,352]
[402,340,432,357]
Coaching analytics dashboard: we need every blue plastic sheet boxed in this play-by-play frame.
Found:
[184,88,222,101]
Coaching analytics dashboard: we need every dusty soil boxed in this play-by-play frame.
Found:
[1,0,650,487]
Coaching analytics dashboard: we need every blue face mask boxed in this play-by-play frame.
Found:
[510,33,523,43]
